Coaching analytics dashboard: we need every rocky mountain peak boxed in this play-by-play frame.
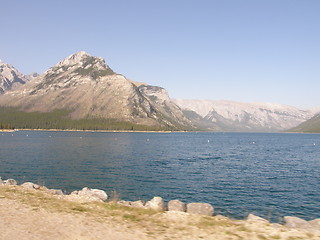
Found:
[31,52,116,94]
[56,51,90,67]
[47,51,109,72]
[44,51,115,78]
[0,60,28,94]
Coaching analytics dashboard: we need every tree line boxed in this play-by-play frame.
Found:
[0,107,169,131]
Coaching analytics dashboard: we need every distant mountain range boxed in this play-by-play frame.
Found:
[173,99,318,132]
[0,52,319,132]
[0,60,38,94]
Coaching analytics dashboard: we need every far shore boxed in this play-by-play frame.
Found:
[3,128,320,134]
[2,128,180,133]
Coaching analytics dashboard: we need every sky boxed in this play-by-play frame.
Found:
[1,0,319,109]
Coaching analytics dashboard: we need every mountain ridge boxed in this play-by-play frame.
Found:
[0,51,193,130]
[173,99,317,132]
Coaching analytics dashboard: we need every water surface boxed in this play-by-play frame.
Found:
[0,131,319,221]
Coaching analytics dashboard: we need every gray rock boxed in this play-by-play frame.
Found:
[187,202,214,216]
[284,216,310,229]
[168,200,186,212]
[117,200,146,208]
[21,182,41,190]
[47,189,64,195]
[77,187,108,201]
[145,196,165,211]
[4,178,17,185]
[246,214,269,223]
[131,200,145,208]
[117,200,132,207]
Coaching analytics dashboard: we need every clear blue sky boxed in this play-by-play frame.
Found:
[1,0,319,109]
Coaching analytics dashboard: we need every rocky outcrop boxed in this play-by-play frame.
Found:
[168,199,186,212]
[145,196,166,211]
[186,203,214,216]
[138,85,194,129]
[4,178,17,185]
[21,182,41,190]
[46,189,64,195]
[0,60,29,94]
[246,214,269,223]
[71,187,108,202]
[117,200,146,208]
[20,182,63,195]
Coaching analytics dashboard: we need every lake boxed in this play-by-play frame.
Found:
[0,131,319,222]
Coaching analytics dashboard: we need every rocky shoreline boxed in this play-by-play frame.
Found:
[1,177,319,233]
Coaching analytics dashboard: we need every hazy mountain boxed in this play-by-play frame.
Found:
[173,99,315,132]
[288,112,320,133]
[0,60,29,94]
[0,51,193,130]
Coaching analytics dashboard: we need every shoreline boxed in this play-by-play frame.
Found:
[10,128,178,133]
[4,128,320,134]
[0,178,319,240]
[1,177,319,224]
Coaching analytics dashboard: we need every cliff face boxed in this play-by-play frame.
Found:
[0,52,193,130]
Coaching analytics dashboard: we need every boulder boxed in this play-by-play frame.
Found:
[246,214,269,223]
[284,216,310,229]
[77,187,108,201]
[117,200,132,207]
[131,200,146,208]
[47,189,64,195]
[145,196,165,211]
[21,182,41,190]
[4,178,17,185]
[117,200,145,208]
[168,200,186,212]
[187,202,214,216]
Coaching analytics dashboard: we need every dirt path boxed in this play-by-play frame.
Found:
[0,197,149,240]
[0,185,319,240]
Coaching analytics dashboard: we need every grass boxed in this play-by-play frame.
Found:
[257,234,268,240]
[271,235,281,239]
[0,185,318,240]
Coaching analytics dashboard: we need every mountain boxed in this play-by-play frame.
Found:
[0,60,30,94]
[0,51,193,130]
[173,99,315,132]
[288,112,320,133]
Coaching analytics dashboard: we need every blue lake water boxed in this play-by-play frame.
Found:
[0,131,319,222]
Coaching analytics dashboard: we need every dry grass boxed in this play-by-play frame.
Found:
[0,185,319,240]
